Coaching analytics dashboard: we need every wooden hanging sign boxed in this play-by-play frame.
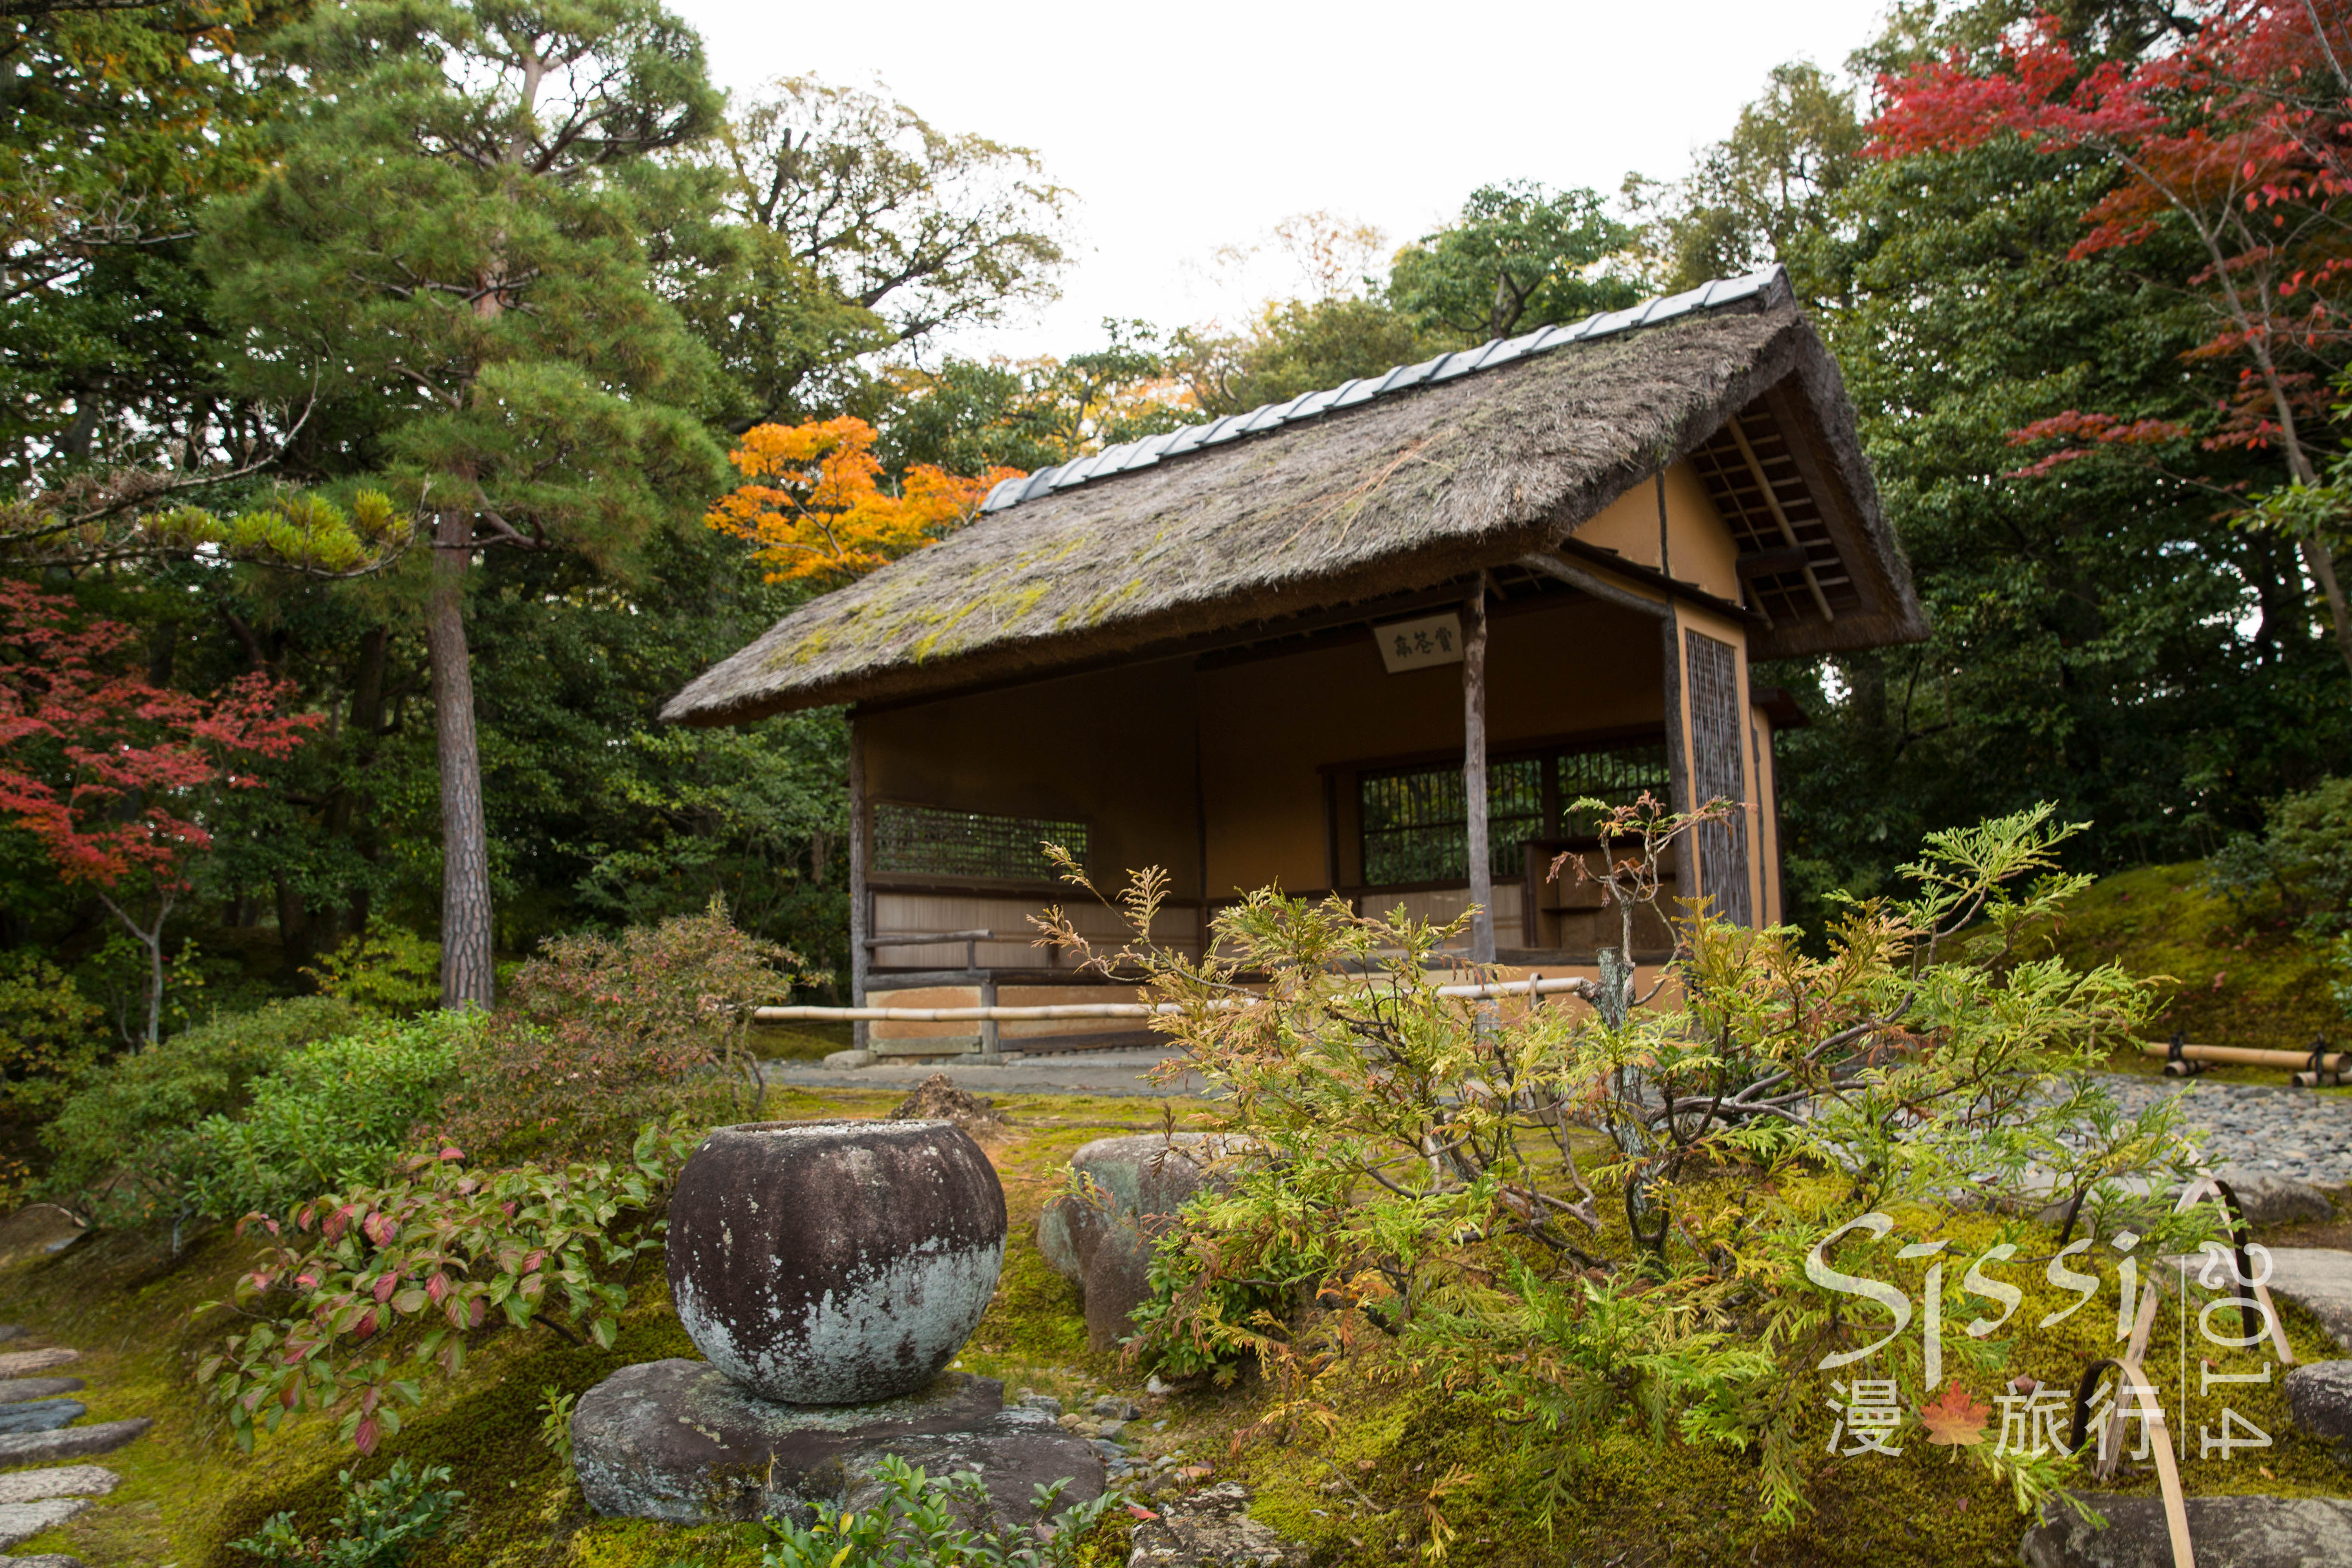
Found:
[1373,612,1464,673]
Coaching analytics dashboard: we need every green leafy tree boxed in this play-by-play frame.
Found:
[1174,296,1430,419]
[1388,181,1640,344]
[199,0,737,1009]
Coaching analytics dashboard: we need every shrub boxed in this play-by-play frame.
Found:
[230,1459,462,1567]
[199,1118,694,1453]
[40,995,363,1225]
[1041,805,2201,1527]
[0,950,103,1127]
[760,1455,1121,1568]
[182,1014,471,1223]
[304,927,444,1018]
[2206,775,2352,936]
[433,899,793,1166]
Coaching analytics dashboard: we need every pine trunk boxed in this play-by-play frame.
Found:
[427,508,495,1011]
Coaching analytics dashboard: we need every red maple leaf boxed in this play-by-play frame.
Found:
[1920,1381,1990,1448]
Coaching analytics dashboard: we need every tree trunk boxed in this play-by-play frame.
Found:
[1462,575,1495,964]
[427,509,495,1011]
[2301,538,2352,678]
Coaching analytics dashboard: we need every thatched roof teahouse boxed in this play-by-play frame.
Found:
[667,266,1926,1057]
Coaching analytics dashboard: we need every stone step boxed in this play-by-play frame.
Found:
[2022,1493,2352,1566]
[0,1330,22,1346]
[0,1500,86,1552]
[0,1557,86,1567]
[0,1421,149,1468]
[2285,1360,2352,1441]
[0,1356,72,1382]
[0,1408,79,1440]
[0,1470,117,1508]
[2162,1246,2352,1352]
[0,1386,79,1410]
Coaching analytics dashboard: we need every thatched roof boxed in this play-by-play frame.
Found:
[665,267,1924,726]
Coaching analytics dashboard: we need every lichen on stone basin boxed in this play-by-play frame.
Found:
[665,1119,1008,1404]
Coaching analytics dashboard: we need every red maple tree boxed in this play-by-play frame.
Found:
[1871,1,2352,672]
[0,582,321,1045]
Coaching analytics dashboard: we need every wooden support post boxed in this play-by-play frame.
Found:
[977,975,1001,1059]
[847,716,869,1052]
[1463,572,1495,964]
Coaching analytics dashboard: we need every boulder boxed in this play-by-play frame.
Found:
[1128,1483,1310,1568]
[2286,1360,2352,1441]
[0,1469,116,1507]
[0,1382,82,1407]
[666,1120,1007,1405]
[2214,1171,2337,1229]
[1039,1133,1240,1352]
[0,1404,80,1437]
[2021,1493,2352,1567]
[0,1499,85,1552]
[571,1359,1102,1527]
[0,1419,148,1468]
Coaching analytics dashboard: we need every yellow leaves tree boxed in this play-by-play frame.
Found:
[704,416,1020,582]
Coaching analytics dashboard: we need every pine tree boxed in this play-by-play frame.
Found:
[200,0,733,1008]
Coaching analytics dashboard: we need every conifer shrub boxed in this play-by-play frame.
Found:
[431,900,793,1167]
[1039,804,2208,1528]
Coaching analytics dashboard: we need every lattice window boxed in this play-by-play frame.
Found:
[1683,631,1752,925]
[1359,739,1669,889]
[871,803,1087,883]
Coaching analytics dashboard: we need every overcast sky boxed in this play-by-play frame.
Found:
[667,0,1894,361]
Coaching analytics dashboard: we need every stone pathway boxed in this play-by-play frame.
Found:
[0,1326,149,1567]
[2095,1073,2352,1189]
[773,1048,1211,1100]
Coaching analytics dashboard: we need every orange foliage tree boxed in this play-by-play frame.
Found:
[704,416,1021,582]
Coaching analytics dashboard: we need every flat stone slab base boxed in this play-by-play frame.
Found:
[0,1499,86,1551]
[2022,1493,2352,1566]
[0,1407,79,1439]
[572,1359,1103,1527]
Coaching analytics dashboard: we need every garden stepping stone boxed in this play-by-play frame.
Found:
[0,1385,79,1409]
[0,1558,87,1567]
[0,1419,150,1468]
[0,1407,79,1439]
[1127,1483,1310,1568]
[0,1330,22,1346]
[0,1499,87,1552]
[0,1470,116,1507]
[2021,1493,2352,1566]
[0,1355,71,1381]
[2286,1360,2352,1441]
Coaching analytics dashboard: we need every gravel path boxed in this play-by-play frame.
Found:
[2095,1074,2351,1189]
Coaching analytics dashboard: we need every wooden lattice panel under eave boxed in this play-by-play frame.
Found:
[1686,408,1863,626]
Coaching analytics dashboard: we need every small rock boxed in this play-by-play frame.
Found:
[0,1383,82,1408]
[2021,1492,2352,1567]
[889,1073,1004,1129]
[0,1468,118,1507]
[2287,1361,2352,1441]
[1146,1375,1171,1396]
[0,1419,151,1468]
[822,1048,875,1069]
[1093,1396,1143,1420]
[0,1404,81,1437]
[2213,1171,2336,1228]
[0,1499,87,1551]
[0,1330,21,1346]
[1128,1482,1311,1568]
[1018,1394,1063,1417]
[0,1354,73,1380]
[1098,1421,1127,1440]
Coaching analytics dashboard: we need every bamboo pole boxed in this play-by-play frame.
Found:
[2138,1040,2346,1072]
[751,973,1602,1024]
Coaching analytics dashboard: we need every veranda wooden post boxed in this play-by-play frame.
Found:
[847,715,869,1053]
[1463,573,1495,963]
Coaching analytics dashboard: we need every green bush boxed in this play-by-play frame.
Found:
[760,1455,1119,1568]
[184,1013,471,1223]
[231,1459,462,1567]
[39,995,362,1225]
[304,927,444,1017]
[2207,775,2352,936]
[0,951,103,1127]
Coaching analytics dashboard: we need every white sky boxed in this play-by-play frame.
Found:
[669,0,1893,361]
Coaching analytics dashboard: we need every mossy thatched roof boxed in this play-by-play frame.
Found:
[665,269,1922,725]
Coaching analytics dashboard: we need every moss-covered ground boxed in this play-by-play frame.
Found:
[2036,862,2346,1079]
[3,1082,2346,1568]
